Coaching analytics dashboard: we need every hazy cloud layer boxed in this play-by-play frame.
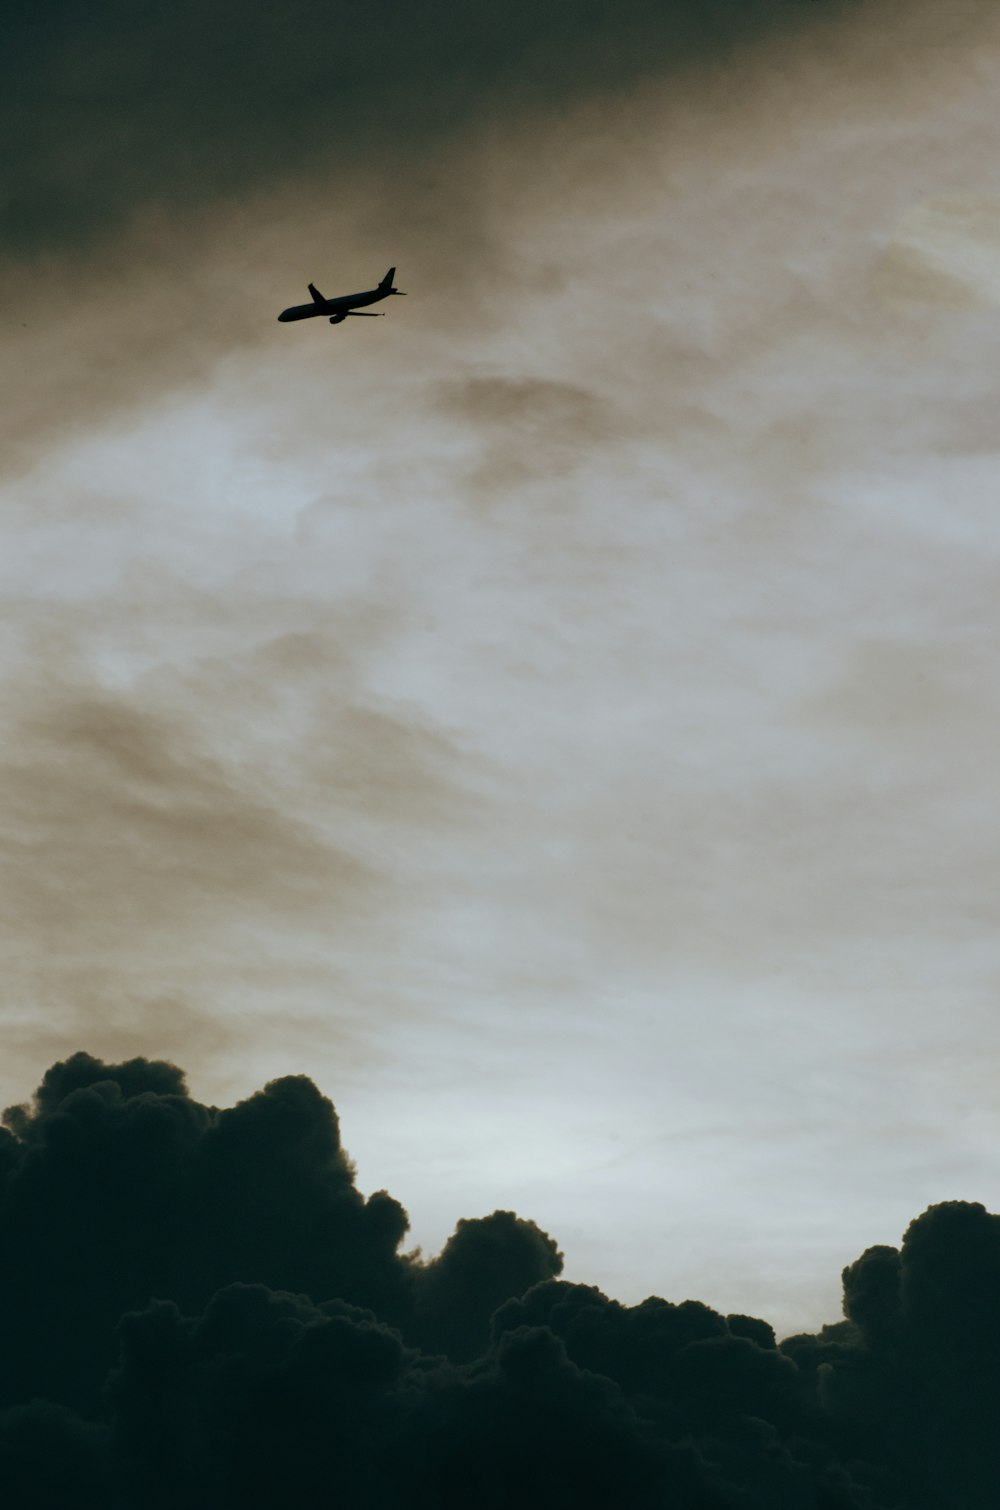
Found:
[4,0,1000,1332]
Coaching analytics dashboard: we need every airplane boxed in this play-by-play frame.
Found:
[277,267,405,326]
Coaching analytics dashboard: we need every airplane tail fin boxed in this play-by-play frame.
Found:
[308,282,326,305]
[379,267,396,290]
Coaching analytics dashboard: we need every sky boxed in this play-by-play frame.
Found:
[4,0,1000,1336]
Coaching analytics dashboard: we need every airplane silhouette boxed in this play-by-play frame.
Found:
[277,267,405,325]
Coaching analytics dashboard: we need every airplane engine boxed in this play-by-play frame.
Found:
[329,313,346,324]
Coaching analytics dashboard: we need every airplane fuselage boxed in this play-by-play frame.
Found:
[279,285,395,322]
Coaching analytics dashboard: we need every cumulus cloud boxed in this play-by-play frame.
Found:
[4,1052,998,1506]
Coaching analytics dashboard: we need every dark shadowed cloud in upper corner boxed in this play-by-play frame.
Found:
[3,0,849,257]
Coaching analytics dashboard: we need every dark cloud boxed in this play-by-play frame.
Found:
[105,1287,687,1510]
[0,1054,410,1413]
[3,1052,997,1505]
[4,0,846,259]
[0,1053,556,1418]
[413,1209,564,1361]
[0,1400,110,1510]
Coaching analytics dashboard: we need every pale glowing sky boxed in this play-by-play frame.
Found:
[4,0,1000,1334]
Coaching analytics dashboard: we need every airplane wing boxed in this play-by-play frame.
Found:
[345,311,384,317]
[307,283,326,304]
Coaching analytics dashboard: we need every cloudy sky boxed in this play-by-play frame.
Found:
[4,0,1000,1334]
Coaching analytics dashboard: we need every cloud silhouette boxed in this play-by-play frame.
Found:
[2,1052,996,1506]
